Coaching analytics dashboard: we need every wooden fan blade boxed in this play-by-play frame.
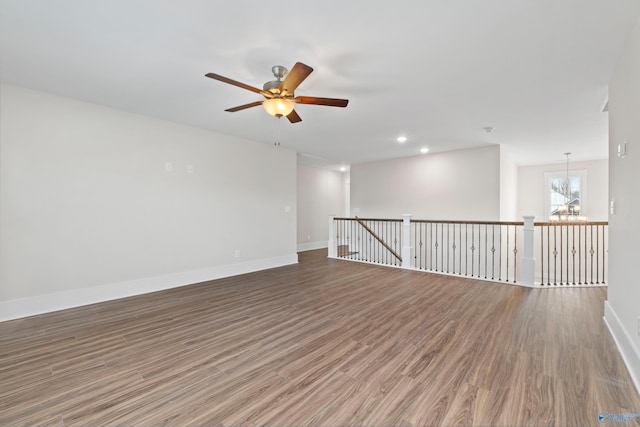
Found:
[279,62,313,95]
[295,96,349,107]
[205,73,272,98]
[225,101,263,112]
[286,109,302,123]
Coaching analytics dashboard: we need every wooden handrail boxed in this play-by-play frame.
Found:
[335,217,402,222]
[337,217,524,226]
[354,217,402,262]
[336,217,609,227]
[411,219,524,226]
[534,221,608,226]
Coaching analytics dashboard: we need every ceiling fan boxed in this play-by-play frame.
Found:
[205,62,349,123]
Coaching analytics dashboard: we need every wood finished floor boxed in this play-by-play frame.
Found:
[1,249,639,427]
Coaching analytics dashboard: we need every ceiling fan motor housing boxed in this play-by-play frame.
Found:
[263,80,283,94]
[264,65,288,94]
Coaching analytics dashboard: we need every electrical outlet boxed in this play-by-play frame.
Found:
[187,164,194,174]
[234,249,240,258]
[165,162,173,172]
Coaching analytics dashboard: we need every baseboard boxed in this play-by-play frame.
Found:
[604,300,640,395]
[0,253,298,322]
[297,240,328,252]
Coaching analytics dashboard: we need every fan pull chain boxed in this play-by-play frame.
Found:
[274,116,281,147]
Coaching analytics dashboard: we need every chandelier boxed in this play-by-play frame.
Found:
[549,152,588,222]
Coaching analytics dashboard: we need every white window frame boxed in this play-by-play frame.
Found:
[544,169,588,217]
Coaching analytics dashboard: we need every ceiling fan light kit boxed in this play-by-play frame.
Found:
[205,62,349,123]
[263,97,295,117]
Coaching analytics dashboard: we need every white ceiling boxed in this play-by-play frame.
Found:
[2,0,639,168]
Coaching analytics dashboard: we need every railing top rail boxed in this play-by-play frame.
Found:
[334,217,608,227]
[335,217,523,225]
[534,221,609,226]
[411,219,524,226]
[334,217,403,223]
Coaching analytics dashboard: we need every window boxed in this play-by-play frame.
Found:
[544,170,588,217]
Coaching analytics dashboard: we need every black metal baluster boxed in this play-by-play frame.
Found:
[351,219,354,260]
[547,225,551,285]
[553,225,558,285]
[596,224,600,284]
[344,219,348,258]
[560,225,564,285]
[370,220,374,263]
[446,223,450,273]
[348,218,351,258]
[435,223,439,272]
[565,224,571,285]
[589,225,594,285]
[338,219,342,257]
[499,225,503,281]
[478,224,481,279]
[397,220,400,266]
[355,218,359,260]
[440,222,444,272]
[505,225,508,282]
[471,224,475,277]
[385,221,388,265]
[419,222,422,269]
[484,224,488,279]
[457,223,461,275]
[344,219,347,258]
[602,225,607,284]
[452,223,457,275]
[492,224,496,280]
[539,226,544,285]
[377,220,380,263]
[419,221,421,269]
[383,221,387,265]
[579,224,583,284]
[513,225,517,283]
[465,224,469,276]
[377,220,380,264]
[369,220,373,263]
[571,224,576,284]
[428,222,432,270]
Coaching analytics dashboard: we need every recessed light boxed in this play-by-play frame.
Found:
[396,136,407,143]
[420,147,429,154]
[339,166,346,172]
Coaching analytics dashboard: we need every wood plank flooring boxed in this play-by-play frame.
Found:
[1,249,639,426]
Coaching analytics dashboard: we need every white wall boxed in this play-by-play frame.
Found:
[296,165,346,251]
[517,159,608,221]
[606,15,640,392]
[0,83,298,320]
[500,147,518,221]
[350,145,501,220]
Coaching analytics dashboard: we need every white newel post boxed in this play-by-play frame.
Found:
[328,215,337,258]
[521,215,535,287]
[401,214,412,269]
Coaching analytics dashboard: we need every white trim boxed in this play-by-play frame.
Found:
[604,300,640,395]
[297,240,328,252]
[0,254,298,322]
